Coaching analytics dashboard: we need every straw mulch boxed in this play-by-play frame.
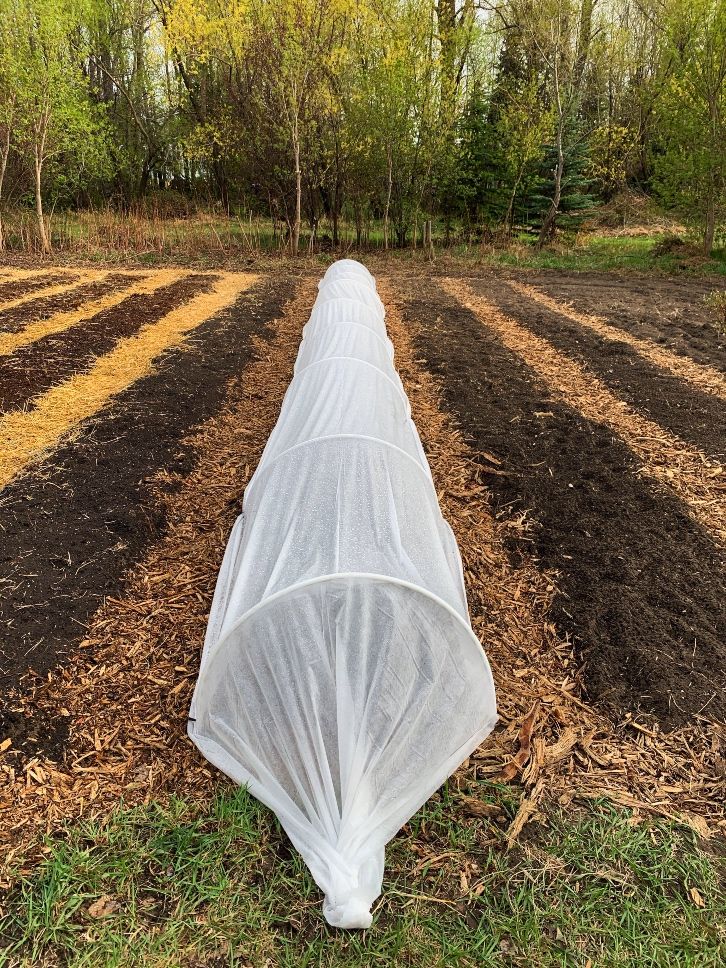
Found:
[0,272,258,490]
[0,277,314,880]
[0,267,90,282]
[381,276,724,843]
[509,279,726,401]
[0,270,104,315]
[441,278,725,545]
[0,268,185,357]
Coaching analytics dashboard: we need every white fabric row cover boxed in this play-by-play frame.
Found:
[188,258,497,928]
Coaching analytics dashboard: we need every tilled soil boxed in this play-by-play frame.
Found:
[525,271,726,373]
[406,279,725,728]
[0,272,77,302]
[0,274,214,412]
[0,275,295,759]
[474,277,726,460]
[0,272,137,333]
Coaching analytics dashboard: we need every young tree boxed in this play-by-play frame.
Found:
[166,0,349,254]
[514,0,597,246]
[7,0,107,251]
[0,16,18,250]
[498,81,553,233]
[653,0,725,254]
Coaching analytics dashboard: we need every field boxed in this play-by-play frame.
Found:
[0,260,724,966]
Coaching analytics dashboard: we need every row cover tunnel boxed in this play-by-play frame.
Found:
[188,259,497,928]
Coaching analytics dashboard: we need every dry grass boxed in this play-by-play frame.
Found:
[509,279,726,401]
[0,267,88,281]
[0,272,258,489]
[0,269,186,357]
[442,278,725,544]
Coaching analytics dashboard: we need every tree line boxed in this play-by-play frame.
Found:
[0,0,723,254]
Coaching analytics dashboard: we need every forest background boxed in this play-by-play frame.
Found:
[0,0,723,260]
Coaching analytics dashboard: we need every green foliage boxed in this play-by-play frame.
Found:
[588,124,638,200]
[441,87,507,231]
[0,0,721,249]
[651,0,726,253]
[523,118,598,229]
[703,289,726,334]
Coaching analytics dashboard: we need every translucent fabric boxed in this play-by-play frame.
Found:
[188,259,497,929]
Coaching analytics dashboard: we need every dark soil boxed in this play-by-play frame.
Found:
[526,271,726,373]
[0,274,214,412]
[0,275,296,758]
[0,272,138,333]
[0,272,76,302]
[406,279,725,729]
[473,277,726,460]
[0,702,69,762]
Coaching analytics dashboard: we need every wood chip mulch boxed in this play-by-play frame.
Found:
[382,276,724,845]
[0,277,314,879]
[508,278,726,401]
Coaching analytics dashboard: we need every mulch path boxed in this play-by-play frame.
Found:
[1,276,312,872]
[0,272,76,302]
[0,276,295,716]
[0,273,138,333]
[528,271,726,373]
[475,277,725,460]
[1,268,723,886]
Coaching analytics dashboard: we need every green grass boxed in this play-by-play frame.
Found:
[453,234,726,276]
[1,784,722,967]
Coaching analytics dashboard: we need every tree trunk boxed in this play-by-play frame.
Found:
[292,130,301,256]
[0,112,11,251]
[704,192,715,256]
[383,149,393,250]
[504,168,524,236]
[34,152,50,254]
[538,124,564,249]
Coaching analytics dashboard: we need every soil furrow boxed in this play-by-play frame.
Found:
[0,272,102,314]
[0,275,294,726]
[0,272,77,303]
[509,279,726,402]
[0,269,186,357]
[0,273,258,488]
[2,273,724,873]
[0,275,307,854]
[528,272,726,372]
[404,278,725,727]
[0,272,139,334]
[0,274,214,412]
[473,277,726,460]
[445,278,725,543]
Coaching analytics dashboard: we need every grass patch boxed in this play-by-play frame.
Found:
[1,785,722,967]
[462,235,725,276]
